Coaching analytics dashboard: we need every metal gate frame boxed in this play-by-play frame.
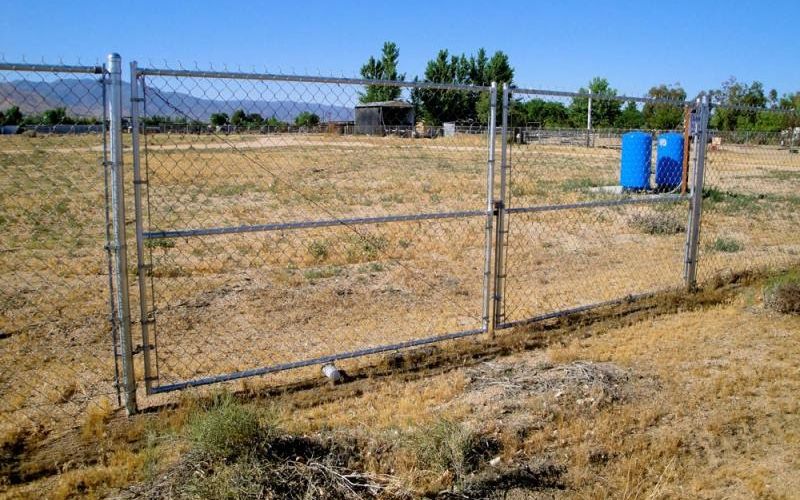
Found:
[124,64,500,400]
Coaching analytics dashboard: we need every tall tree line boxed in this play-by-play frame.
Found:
[357,42,799,131]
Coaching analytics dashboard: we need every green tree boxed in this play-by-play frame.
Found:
[709,77,767,130]
[475,50,514,123]
[418,48,515,125]
[360,41,405,103]
[616,101,644,129]
[230,109,247,127]
[520,99,570,128]
[295,111,320,127]
[416,49,475,125]
[569,77,621,128]
[642,84,686,129]
[209,112,229,126]
[41,107,73,125]
[246,113,264,125]
[1,106,23,125]
[485,51,513,85]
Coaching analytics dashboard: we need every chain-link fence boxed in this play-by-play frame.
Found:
[1,55,798,440]
[0,61,120,437]
[697,108,800,283]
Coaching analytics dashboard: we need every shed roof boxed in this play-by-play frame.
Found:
[355,100,413,109]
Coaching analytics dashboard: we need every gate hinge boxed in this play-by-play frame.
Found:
[133,179,149,185]
[131,97,145,103]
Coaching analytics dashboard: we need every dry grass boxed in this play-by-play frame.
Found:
[2,271,799,498]
[1,130,798,479]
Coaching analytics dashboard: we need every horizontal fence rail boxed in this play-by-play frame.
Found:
[144,210,488,240]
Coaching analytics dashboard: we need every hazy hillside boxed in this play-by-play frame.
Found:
[0,78,354,121]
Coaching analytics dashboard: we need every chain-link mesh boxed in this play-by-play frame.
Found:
[0,63,118,436]
[132,68,495,392]
[496,89,692,326]
[697,109,800,283]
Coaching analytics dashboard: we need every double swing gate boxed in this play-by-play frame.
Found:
[122,67,707,413]
[13,53,779,423]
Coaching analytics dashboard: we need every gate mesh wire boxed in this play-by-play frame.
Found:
[697,125,800,283]
[498,91,692,325]
[0,63,118,435]
[135,71,492,389]
[0,59,798,442]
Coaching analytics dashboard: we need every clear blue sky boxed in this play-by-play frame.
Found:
[1,0,797,98]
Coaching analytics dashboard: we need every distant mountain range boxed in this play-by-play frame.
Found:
[0,78,354,122]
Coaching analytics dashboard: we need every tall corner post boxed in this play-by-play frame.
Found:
[482,82,498,338]
[683,95,710,290]
[107,53,137,415]
[492,83,510,330]
[129,61,154,394]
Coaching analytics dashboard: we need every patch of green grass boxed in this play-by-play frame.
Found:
[709,236,744,253]
[145,238,176,249]
[702,188,764,215]
[303,265,342,281]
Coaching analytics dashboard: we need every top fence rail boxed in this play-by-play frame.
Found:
[508,85,694,106]
[0,62,104,74]
[135,66,493,92]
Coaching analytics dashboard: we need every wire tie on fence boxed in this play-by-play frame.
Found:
[130,97,144,103]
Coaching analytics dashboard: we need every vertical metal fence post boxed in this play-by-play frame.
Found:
[492,83,510,329]
[107,53,137,414]
[684,94,710,289]
[482,82,498,337]
[586,96,593,147]
[129,61,154,394]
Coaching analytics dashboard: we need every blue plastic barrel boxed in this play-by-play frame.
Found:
[620,131,652,190]
[655,132,685,189]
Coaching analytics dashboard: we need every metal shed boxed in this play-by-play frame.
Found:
[354,100,414,135]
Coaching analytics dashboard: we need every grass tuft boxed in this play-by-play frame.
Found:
[188,394,271,460]
[764,270,800,314]
[406,418,493,489]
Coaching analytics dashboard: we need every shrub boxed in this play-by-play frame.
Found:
[188,395,268,460]
[307,239,330,262]
[764,271,800,314]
